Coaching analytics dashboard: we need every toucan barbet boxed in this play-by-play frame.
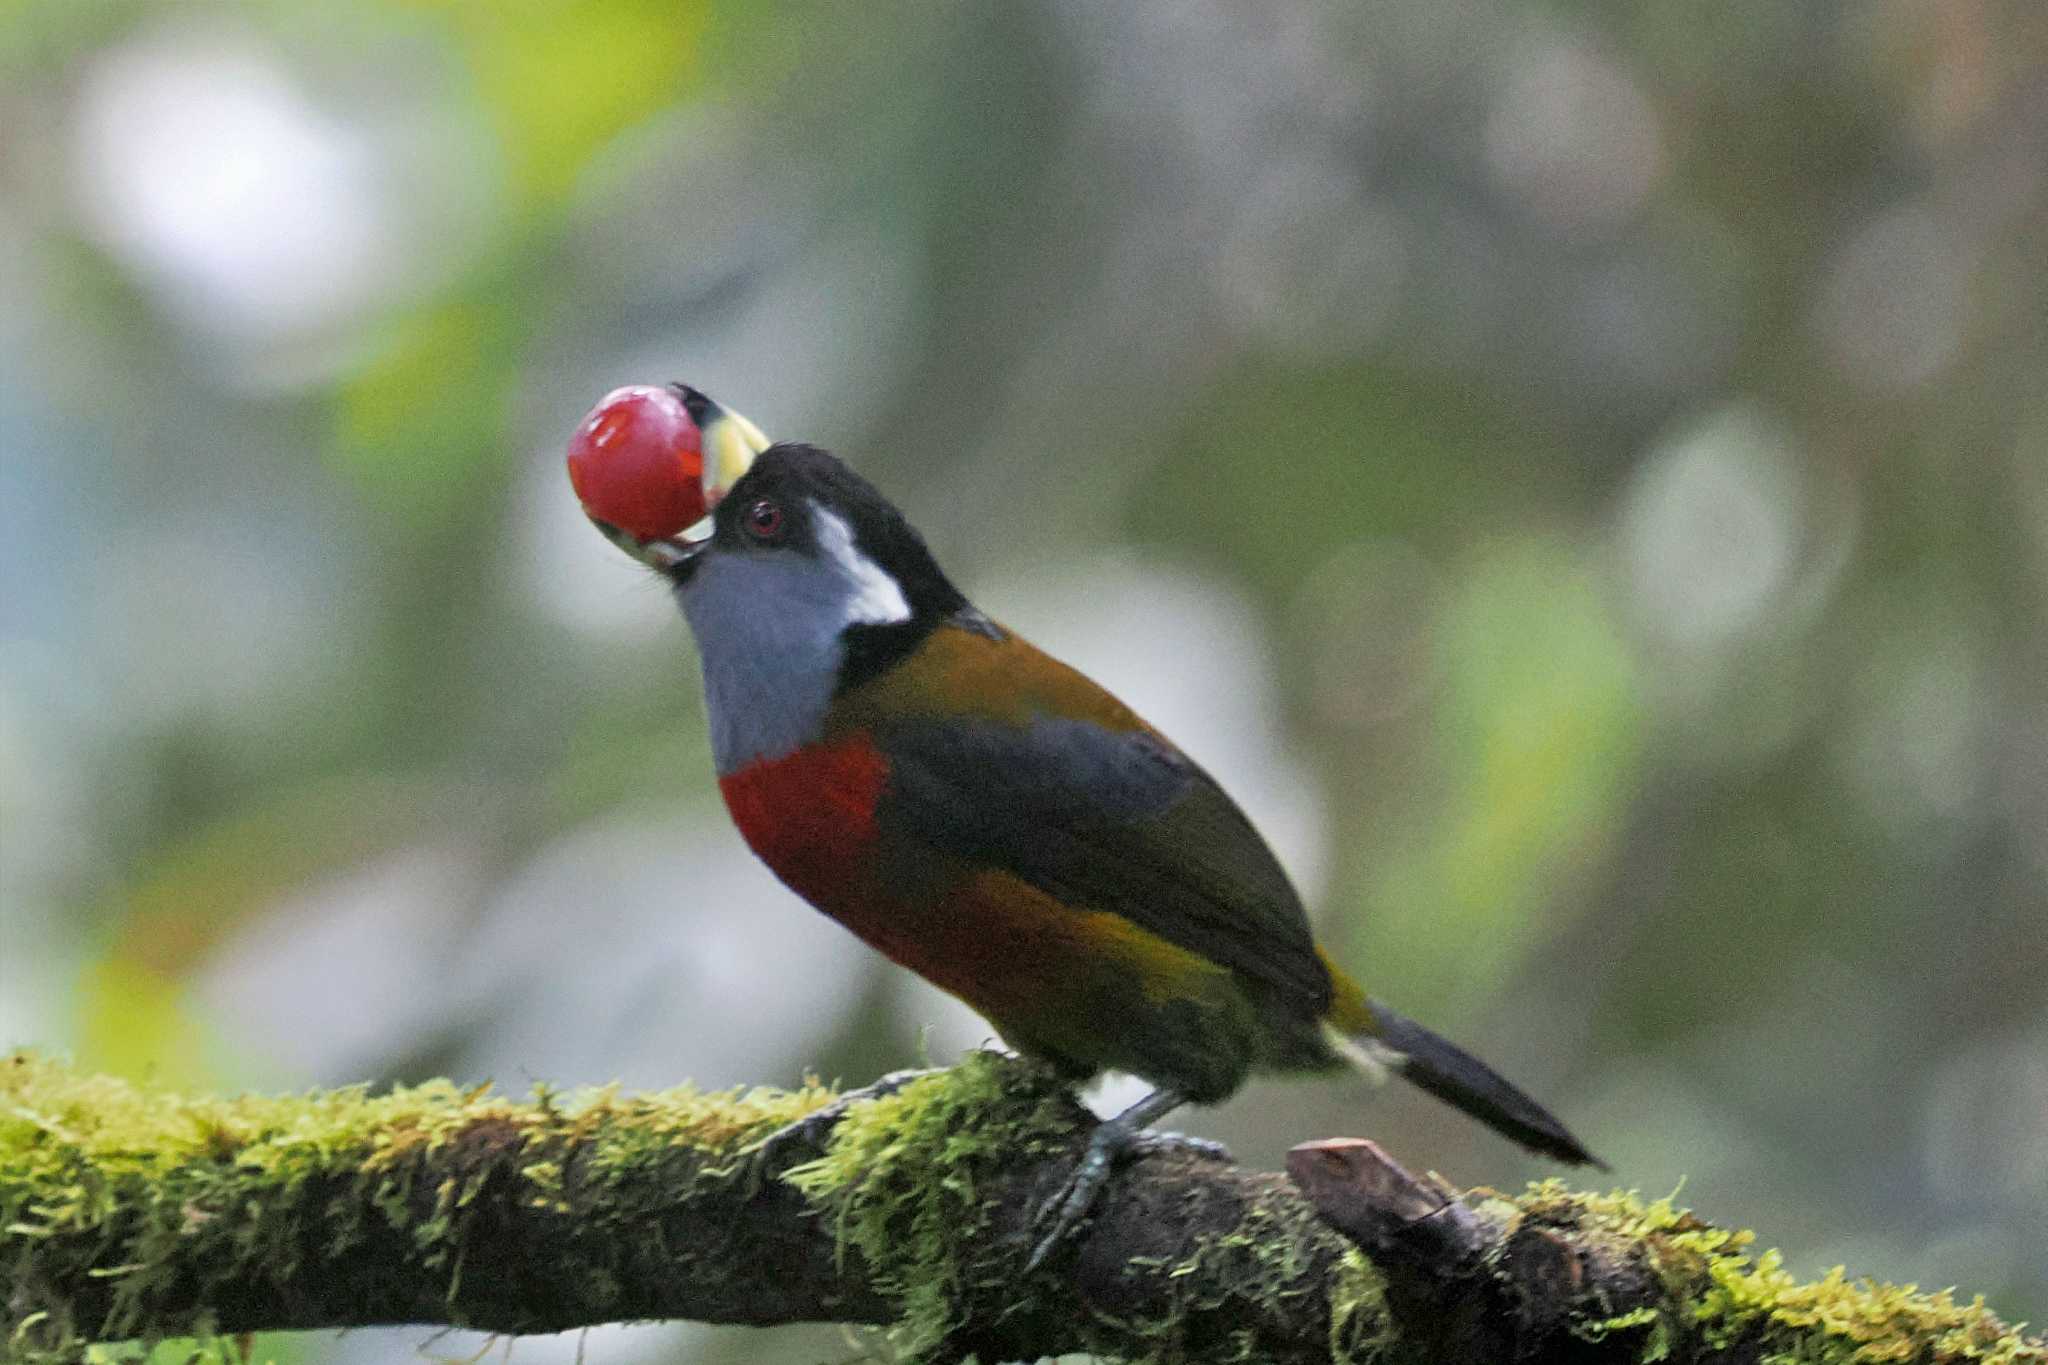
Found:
[570,382,1602,1266]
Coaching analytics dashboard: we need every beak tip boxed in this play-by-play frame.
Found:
[589,515,705,572]
[575,384,768,573]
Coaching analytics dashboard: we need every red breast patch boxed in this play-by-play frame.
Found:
[718,737,891,903]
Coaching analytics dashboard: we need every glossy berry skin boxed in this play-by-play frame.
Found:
[566,384,706,539]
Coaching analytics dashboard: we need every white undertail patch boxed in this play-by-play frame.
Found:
[812,504,912,627]
[1324,1021,1404,1086]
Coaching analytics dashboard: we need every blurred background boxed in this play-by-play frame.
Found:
[3,1,2046,1359]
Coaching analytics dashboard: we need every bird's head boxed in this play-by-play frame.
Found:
[569,383,981,771]
[665,443,974,772]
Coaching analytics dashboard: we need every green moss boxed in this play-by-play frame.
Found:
[782,1052,1075,1358]
[2,1049,834,1363]
[1116,1195,1393,1365]
[1695,1251,2034,1365]
[1522,1182,2043,1365]
[10,1052,2040,1365]
[1325,1248,1395,1363]
[785,1055,1397,1364]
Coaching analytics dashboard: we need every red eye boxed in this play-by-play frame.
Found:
[743,498,785,542]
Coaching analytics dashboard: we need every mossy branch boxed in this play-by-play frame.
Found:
[3,1050,2040,1364]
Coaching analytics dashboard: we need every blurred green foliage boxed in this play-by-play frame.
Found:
[2,1,2044,1360]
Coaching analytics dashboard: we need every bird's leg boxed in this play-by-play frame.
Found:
[1027,1086,1220,1272]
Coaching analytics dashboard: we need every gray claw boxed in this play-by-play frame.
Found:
[1128,1130,1233,1164]
[755,1067,943,1156]
[1026,1124,1129,1272]
[1023,1087,1195,1272]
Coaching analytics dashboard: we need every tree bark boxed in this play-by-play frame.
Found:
[3,1049,2039,1364]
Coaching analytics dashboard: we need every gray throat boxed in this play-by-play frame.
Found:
[677,553,847,774]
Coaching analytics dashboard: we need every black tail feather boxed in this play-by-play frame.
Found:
[1368,1000,1606,1169]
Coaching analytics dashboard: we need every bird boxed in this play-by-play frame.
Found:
[576,385,1602,1268]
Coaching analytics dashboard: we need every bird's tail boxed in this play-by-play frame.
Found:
[1321,963,1605,1168]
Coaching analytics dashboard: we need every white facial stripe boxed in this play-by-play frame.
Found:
[811,503,912,627]
[677,500,915,774]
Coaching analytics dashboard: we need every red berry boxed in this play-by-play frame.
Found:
[566,385,707,539]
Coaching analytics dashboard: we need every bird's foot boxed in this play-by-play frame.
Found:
[1126,1129,1232,1164]
[1026,1119,1134,1273]
[1024,1087,1197,1272]
[754,1067,941,1157]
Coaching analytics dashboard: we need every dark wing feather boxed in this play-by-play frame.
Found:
[879,715,1332,1013]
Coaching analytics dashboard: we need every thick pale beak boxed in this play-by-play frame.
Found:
[685,385,771,513]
